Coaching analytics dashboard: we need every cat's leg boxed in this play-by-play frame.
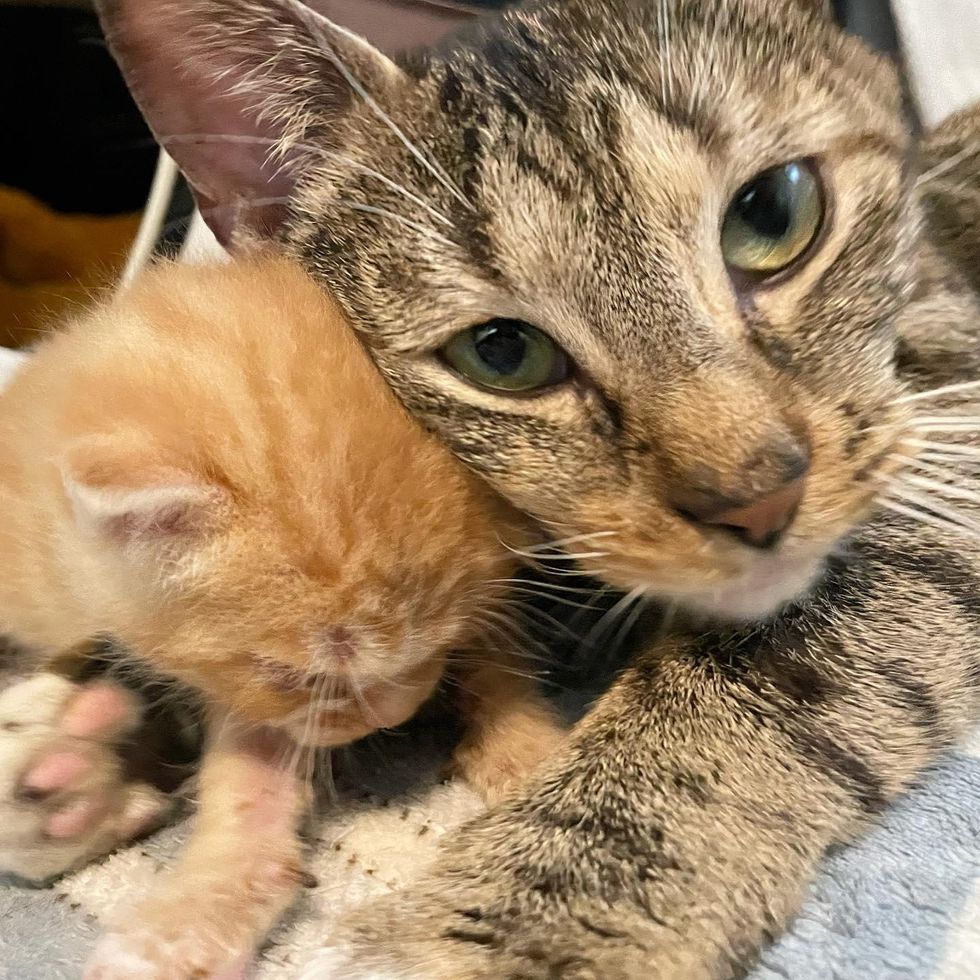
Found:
[85,712,311,980]
[306,542,980,979]
[449,652,566,803]
[0,670,176,882]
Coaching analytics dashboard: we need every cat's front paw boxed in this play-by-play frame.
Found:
[303,893,491,980]
[0,672,173,882]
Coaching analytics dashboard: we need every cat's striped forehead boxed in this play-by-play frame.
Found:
[291,0,915,600]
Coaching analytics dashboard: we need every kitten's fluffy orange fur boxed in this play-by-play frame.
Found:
[0,255,562,979]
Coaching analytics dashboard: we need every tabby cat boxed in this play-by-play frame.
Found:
[94,0,980,976]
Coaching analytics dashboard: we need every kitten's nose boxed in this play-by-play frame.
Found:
[674,476,807,549]
[326,626,355,661]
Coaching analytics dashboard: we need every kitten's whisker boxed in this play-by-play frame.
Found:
[336,199,457,250]
[347,673,384,730]
[658,0,674,104]
[606,592,651,665]
[470,608,555,661]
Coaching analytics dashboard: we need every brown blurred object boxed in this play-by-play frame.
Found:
[0,186,140,349]
[309,0,477,53]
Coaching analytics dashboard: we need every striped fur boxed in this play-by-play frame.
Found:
[322,104,980,978]
[94,1,980,975]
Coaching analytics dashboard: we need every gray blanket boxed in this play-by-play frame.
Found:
[4,337,980,979]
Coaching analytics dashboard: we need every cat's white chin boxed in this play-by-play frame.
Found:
[664,554,824,622]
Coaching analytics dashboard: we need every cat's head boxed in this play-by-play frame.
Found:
[59,259,519,745]
[98,0,917,620]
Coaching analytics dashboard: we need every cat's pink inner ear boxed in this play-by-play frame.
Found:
[94,0,408,245]
[62,441,226,549]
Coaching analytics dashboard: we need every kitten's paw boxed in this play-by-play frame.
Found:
[85,928,250,980]
[0,672,173,882]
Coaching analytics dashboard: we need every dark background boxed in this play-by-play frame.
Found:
[0,0,903,219]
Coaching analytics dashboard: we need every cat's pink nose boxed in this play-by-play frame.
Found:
[677,477,807,549]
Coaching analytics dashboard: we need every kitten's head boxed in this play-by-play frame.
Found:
[60,259,520,745]
[98,0,917,620]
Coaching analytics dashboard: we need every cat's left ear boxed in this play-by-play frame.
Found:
[62,437,230,558]
[94,0,408,246]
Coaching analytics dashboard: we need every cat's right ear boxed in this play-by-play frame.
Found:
[94,0,407,245]
[61,438,229,559]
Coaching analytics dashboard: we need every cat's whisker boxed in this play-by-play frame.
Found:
[920,178,980,208]
[904,438,980,459]
[504,547,610,562]
[915,452,980,468]
[894,378,980,405]
[878,478,980,534]
[496,585,601,611]
[915,139,980,188]
[879,497,980,539]
[162,133,456,229]
[486,578,597,597]
[517,530,620,554]
[281,1,474,212]
[508,601,588,642]
[658,0,674,104]
[908,416,980,430]
[581,585,647,653]
[890,453,980,483]
[605,591,651,665]
[887,470,980,506]
[335,199,457,250]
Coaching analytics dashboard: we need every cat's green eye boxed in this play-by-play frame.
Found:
[721,160,824,278]
[440,319,571,393]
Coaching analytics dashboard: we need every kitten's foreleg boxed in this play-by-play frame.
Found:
[85,711,311,980]
[449,650,566,803]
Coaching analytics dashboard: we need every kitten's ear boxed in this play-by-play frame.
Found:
[94,0,408,245]
[62,438,228,555]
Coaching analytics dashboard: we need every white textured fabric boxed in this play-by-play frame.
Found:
[0,348,25,389]
[893,0,980,126]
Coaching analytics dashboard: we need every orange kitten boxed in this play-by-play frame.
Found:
[0,255,562,979]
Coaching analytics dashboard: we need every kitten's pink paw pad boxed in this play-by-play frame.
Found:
[44,796,109,839]
[62,683,140,739]
[21,750,92,797]
[0,673,172,882]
